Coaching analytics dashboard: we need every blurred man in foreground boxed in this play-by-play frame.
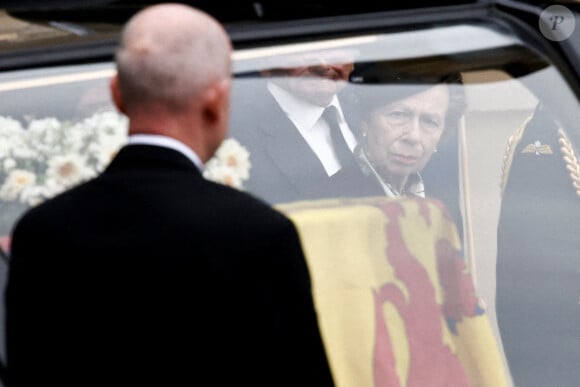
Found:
[5,4,334,386]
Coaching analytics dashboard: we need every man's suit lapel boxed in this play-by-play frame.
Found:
[256,94,331,196]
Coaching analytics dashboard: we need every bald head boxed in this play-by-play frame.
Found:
[111,3,233,162]
[115,3,232,113]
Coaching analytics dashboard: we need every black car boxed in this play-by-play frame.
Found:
[1,1,580,386]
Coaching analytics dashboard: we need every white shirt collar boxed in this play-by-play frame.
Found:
[127,134,204,171]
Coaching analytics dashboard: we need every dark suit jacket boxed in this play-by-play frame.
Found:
[496,105,580,386]
[6,145,335,387]
[230,80,383,205]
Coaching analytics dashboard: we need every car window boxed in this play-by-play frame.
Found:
[1,14,580,387]
[227,21,580,387]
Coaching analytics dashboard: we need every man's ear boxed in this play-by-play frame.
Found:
[202,78,231,125]
[110,74,126,114]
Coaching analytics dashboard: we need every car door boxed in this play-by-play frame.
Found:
[1,2,580,386]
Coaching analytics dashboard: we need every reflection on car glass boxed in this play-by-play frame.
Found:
[229,50,385,205]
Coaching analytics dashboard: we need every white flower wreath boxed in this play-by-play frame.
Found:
[0,111,128,206]
[0,111,251,211]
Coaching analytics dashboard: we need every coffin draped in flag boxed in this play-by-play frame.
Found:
[278,196,507,387]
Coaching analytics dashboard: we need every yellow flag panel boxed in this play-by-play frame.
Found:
[279,197,507,387]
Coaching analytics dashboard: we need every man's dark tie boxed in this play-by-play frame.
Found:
[322,106,354,168]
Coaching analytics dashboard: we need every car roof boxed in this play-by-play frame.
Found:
[1,0,578,72]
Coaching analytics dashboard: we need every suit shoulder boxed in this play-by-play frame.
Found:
[206,180,290,221]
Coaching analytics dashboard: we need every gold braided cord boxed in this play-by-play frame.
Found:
[500,114,532,197]
[558,128,580,198]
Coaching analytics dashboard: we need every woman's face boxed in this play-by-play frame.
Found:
[363,84,450,183]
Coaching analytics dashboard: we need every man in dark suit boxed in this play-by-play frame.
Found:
[5,4,334,387]
[230,50,384,204]
[496,103,580,386]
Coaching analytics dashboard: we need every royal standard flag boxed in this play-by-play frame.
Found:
[278,196,507,387]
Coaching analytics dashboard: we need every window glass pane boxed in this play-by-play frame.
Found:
[1,17,579,387]
[229,21,580,387]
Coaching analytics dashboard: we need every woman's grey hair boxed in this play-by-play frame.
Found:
[350,69,467,140]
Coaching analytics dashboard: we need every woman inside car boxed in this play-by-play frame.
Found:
[350,68,466,234]
[351,68,466,199]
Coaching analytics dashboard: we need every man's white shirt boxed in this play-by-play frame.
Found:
[267,82,357,176]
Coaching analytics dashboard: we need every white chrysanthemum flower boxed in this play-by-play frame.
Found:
[86,111,128,169]
[20,185,53,207]
[94,110,128,134]
[11,141,39,160]
[0,116,22,135]
[0,141,11,159]
[39,178,68,199]
[3,158,16,172]
[45,154,92,188]
[203,164,243,189]
[80,110,127,143]
[27,117,62,147]
[0,117,23,158]
[203,138,251,189]
[93,144,123,171]
[213,138,251,179]
[63,125,89,154]
[0,169,37,201]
